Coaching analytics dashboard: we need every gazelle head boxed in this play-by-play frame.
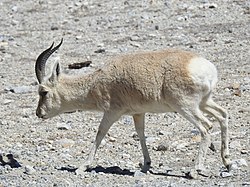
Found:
[35,39,63,119]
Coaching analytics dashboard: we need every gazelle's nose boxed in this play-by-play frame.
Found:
[36,108,44,118]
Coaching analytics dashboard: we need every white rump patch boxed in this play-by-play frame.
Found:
[188,57,218,91]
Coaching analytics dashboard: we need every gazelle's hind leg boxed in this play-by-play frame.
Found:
[200,98,231,171]
[175,106,212,173]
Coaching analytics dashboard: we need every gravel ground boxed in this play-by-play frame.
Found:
[0,0,249,186]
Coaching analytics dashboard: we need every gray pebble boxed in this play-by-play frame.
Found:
[6,86,34,94]
[24,165,36,175]
[220,171,232,178]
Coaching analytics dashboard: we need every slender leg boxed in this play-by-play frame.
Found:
[133,113,151,173]
[177,107,212,173]
[201,99,231,170]
[76,111,122,175]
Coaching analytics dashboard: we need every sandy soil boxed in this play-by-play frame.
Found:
[0,0,249,186]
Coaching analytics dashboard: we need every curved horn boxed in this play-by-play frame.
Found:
[35,38,63,83]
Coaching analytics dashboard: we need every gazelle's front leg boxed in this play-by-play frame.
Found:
[133,113,151,173]
[76,111,122,175]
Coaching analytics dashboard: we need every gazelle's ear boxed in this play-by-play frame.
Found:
[49,61,61,84]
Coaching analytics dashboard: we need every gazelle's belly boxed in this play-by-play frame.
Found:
[127,102,175,115]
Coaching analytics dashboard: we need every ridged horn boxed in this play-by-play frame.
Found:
[35,38,63,83]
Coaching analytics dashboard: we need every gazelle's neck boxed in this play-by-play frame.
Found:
[57,73,99,112]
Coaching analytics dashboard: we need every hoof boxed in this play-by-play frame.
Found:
[186,169,210,179]
[225,160,233,172]
[139,162,151,173]
[226,164,231,171]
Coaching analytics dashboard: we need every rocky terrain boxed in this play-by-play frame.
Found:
[0,0,249,186]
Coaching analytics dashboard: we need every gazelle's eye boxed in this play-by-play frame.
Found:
[40,91,48,97]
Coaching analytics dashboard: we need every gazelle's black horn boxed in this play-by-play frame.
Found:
[35,38,63,83]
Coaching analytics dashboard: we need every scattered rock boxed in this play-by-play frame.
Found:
[0,0,249,186]
[55,139,75,148]
[232,158,248,168]
[94,49,105,53]
[108,136,116,142]
[202,3,218,9]
[24,165,36,175]
[51,26,59,30]
[186,170,199,179]
[220,171,232,178]
[155,143,169,151]
[238,107,250,113]
[130,42,141,48]
[2,99,13,105]
[11,6,18,12]
[240,150,248,154]
[56,122,71,130]
[146,137,158,144]
[176,142,189,150]
[233,89,241,97]
[5,86,34,94]
[68,61,92,69]
[242,182,250,186]
[134,170,146,177]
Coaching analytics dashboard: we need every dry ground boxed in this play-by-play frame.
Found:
[0,0,249,186]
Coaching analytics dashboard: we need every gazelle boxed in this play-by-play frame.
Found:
[35,39,231,176]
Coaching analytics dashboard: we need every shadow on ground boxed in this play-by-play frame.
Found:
[58,165,134,176]
[58,165,193,179]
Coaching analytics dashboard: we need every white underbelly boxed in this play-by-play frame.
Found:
[127,102,175,114]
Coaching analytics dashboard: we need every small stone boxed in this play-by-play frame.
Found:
[202,3,218,9]
[122,116,133,125]
[75,35,82,40]
[130,36,140,41]
[55,139,75,148]
[177,16,186,21]
[220,171,232,178]
[94,48,105,53]
[57,122,71,130]
[51,26,59,30]
[232,158,248,167]
[97,43,104,47]
[240,150,248,154]
[191,129,200,135]
[146,137,157,144]
[2,99,12,105]
[156,143,168,151]
[186,170,198,179]
[191,135,201,142]
[233,89,241,97]
[109,137,116,142]
[24,165,36,175]
[130,42,141,48]
[176,142,188,150]
[122,153,130,159]
[156,130,165,135]
[208,3,218,8]
[238,107,250,113]
[11,6,18,12]
[242,182,250,186]
[6,86,34,94]
[134,170,146,177]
